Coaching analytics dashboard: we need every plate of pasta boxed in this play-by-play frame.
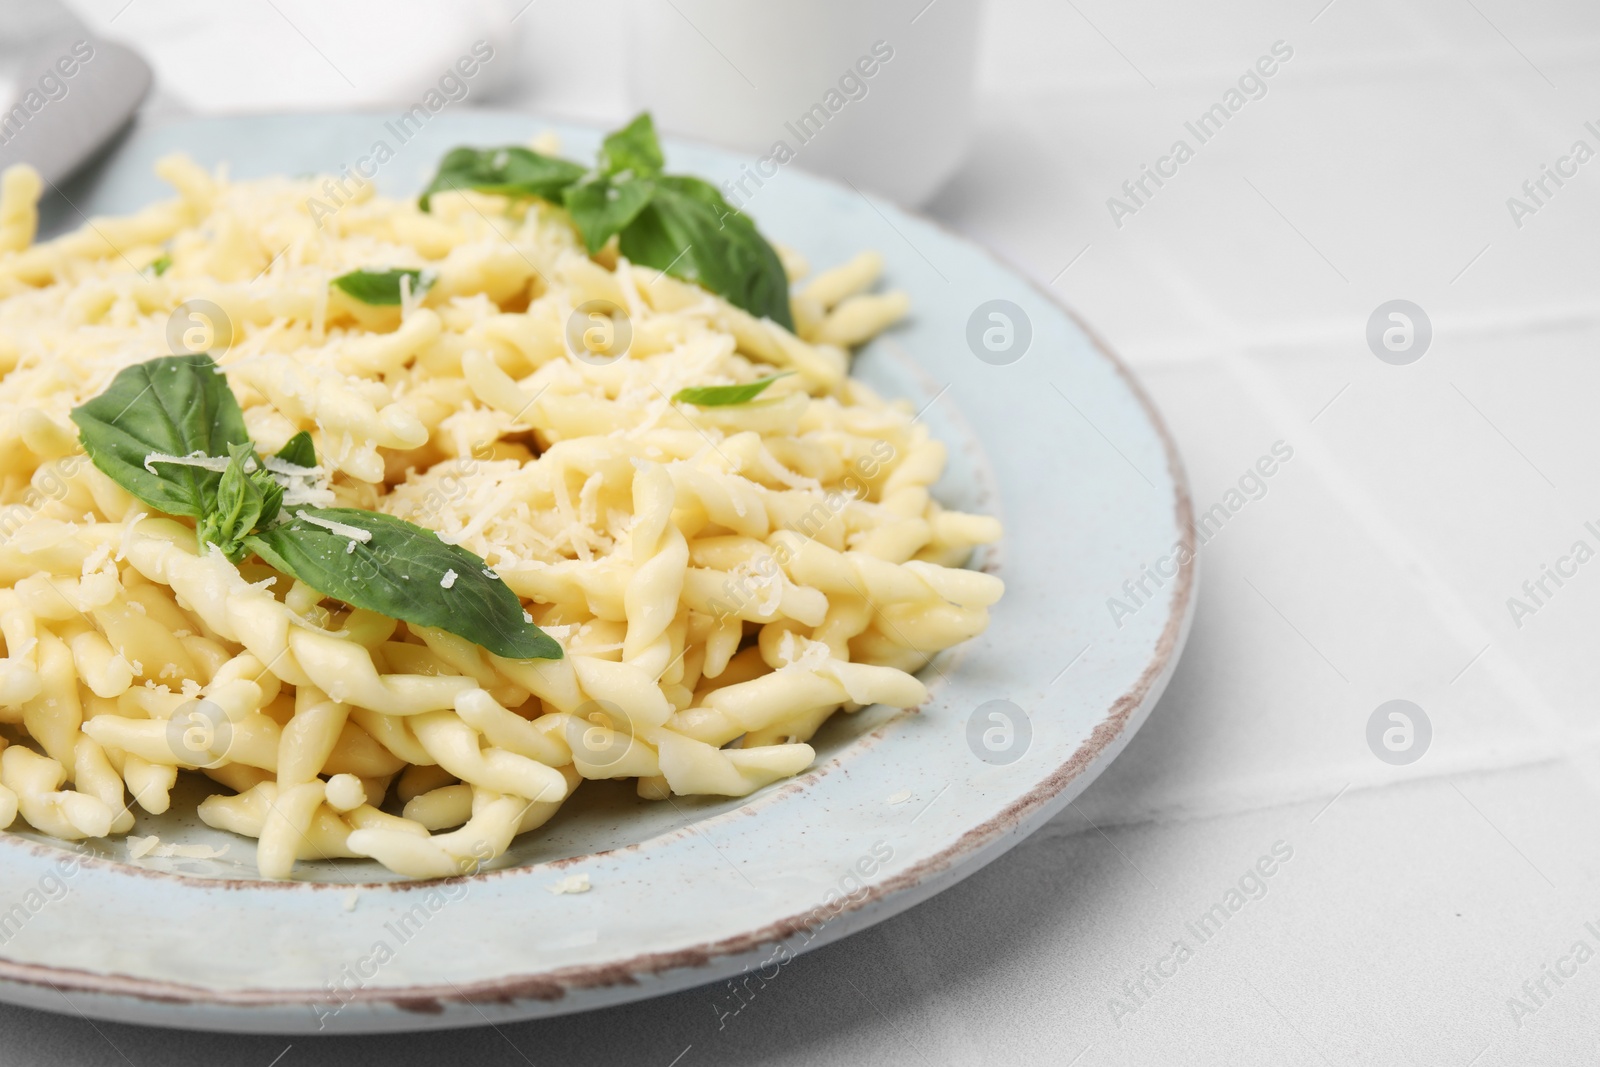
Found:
[0,110,1194,1032]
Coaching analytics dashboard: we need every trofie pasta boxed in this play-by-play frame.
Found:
[0,128,1003,880]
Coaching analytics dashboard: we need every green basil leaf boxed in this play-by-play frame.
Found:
[147,253,171,277]
[198,451,254,560]
[562,174,657,254]
[69,354,251,520]
[672,371,795,407]
[198,445,281,563]
[274,431,317,469]
[245,508,562,661]
[254,466,285,528]
[331,268,433,306]
[418,146,586,212]
[619,175,794,329]
[598,112,664,179]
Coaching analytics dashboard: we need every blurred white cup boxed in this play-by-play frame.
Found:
[626,0,982,206]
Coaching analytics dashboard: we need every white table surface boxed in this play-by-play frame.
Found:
[8,0,1600,1063]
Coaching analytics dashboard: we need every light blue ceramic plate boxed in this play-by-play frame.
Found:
[0,112,1195,1032]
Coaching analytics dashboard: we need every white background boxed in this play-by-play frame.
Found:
[7,0,1600,1063]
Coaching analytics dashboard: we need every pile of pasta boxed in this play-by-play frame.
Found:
[0,146,1002,879]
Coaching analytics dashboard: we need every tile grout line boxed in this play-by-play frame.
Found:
[1214,350,1600,788]
[1067,741,1570,839]
[1031,305,1600,371]
[1118,248,1589,775]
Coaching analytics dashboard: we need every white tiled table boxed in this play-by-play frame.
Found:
[10,0,1600,1063]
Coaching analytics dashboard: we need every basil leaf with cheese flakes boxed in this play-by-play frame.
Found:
[70,354,251,521]
[331,268,433,306]
[418,146,586,212]
[70,356,561,661]
[246,509,559,661]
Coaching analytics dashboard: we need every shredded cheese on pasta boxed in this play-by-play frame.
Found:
[0,149,1003,879]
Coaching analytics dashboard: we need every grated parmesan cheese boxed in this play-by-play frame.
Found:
[114,510,149,561]
[545,873,591,895]
[261,456,320,478]
[776,631,831,674]
[128,835,230,860]
[144,451,231,474]
[440,569,458,589]
[295,509,372,543]
[264,455,335,508]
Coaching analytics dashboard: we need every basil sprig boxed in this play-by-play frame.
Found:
[419,112,794,330]
[672,372,794,407]
[198,444,284,561]
[71,355,561,661]
[331,267,434,306]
